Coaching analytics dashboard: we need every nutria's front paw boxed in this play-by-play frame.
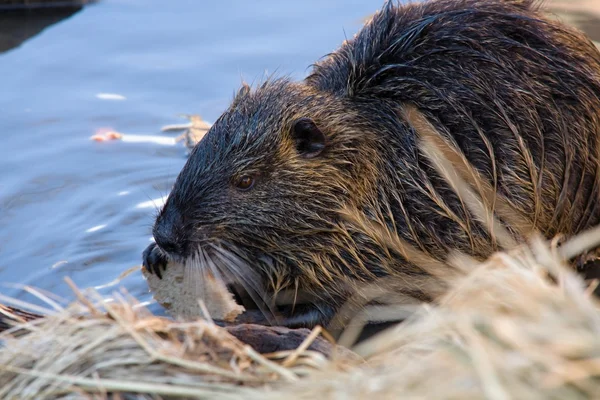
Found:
[142,242,168,279]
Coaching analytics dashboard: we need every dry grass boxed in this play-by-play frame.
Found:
[0,284,338,399]
[261,232,600,400]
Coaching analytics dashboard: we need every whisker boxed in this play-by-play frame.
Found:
[201,249,227,288]
[214,248,270,305]
[292,278,299,314]
[183,251,207,302]
[210,244,277,324]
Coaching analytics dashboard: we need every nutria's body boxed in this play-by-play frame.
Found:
[143,0,600,329]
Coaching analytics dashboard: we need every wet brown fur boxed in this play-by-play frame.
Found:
[146,0,600,329]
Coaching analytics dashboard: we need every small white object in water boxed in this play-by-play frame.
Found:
[86,224,107,233]
[136,195,168,210]
[51,260,69,269]
[96,93,127,101]
[120,134,177,146]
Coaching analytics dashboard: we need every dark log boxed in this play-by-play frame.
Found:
[224,323,358,359]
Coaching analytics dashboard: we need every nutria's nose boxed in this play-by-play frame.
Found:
[154,233,182,256]
[153,206,187,257]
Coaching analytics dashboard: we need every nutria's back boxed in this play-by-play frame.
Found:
[144,0,600,329]
[308,0,600,241]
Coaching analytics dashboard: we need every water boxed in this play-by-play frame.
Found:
[0,0,598,308]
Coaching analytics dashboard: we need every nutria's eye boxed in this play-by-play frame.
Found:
[291,117,326,158]
[234,175,254,190]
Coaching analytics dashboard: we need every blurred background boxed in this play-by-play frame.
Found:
[0,0,598,308]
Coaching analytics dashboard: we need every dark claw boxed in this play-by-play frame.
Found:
[142,242,168,279]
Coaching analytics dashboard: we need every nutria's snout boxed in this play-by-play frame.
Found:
[142,242,167,278]
[152,204,189,259]
[143,202,190,279]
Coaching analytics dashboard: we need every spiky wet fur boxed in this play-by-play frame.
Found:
[152,0,600,328]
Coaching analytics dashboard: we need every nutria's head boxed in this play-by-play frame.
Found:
[152,79,385,327]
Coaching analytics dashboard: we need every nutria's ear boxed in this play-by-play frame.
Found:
[291,118,326,158]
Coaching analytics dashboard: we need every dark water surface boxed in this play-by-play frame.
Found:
[0,1,598,308]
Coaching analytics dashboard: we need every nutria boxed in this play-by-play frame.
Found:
[143,0,600,330]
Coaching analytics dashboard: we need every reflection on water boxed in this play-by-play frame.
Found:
[0,0,599,309]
